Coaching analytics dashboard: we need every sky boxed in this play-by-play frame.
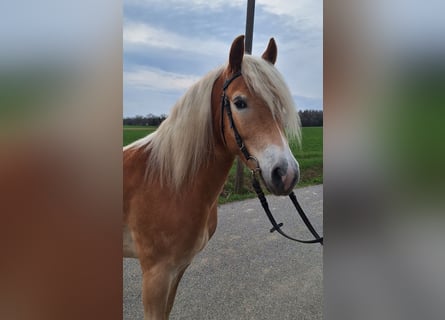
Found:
[123,0,323,117]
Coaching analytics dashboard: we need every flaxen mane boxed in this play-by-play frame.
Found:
[125,55,301,190]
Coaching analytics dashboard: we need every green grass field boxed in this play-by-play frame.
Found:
[123,126,157,146]
[292,127,323,186]
[123,125,322,203]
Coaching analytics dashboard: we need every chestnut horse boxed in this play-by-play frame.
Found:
[123,35,301,319]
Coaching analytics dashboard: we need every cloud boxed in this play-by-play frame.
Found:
[125,0,322,31]
[124,21,228,58]
[125,0,321,21]
[124,88,180,117]
[124,66,200,92]
[124,66,200,116]
[124,22,176,49]
[123,0,323,116]
[125,0,244,11]
[257,0,322,30]
[293,95,323,111]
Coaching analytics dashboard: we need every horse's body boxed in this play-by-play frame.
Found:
[123,35,301,319]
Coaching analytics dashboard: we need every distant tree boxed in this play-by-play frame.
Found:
[124,110,322,127]
[123,113,169,126]
[298,110,323,127]
[160,114,168,123]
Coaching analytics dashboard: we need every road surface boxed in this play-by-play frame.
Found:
[124,184,323,319]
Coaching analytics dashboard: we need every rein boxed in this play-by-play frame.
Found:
[221,72,324,245]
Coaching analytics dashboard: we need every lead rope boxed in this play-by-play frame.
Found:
[222,71,323,245]
[251,170,323,245]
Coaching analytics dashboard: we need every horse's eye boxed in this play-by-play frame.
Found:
[234,99,247,110]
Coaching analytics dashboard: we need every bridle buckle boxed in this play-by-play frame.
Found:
[247,156,260,175]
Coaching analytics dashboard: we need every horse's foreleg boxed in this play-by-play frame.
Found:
[141,265,173,320]
[166,264,189,315]
[123,224,138,258]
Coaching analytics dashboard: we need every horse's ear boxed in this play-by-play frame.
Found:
[228,35,245,74]
[261,38,277,65]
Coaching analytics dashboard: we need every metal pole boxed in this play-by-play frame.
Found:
[245,0,255,54]
[234,0,255,194]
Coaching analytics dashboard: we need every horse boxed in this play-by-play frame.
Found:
[123,35,301,320]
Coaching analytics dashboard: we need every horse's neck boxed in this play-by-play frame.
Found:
[189,144,234,205]
[189,74,236,203]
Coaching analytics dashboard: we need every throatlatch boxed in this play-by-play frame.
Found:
[221,71,323,245]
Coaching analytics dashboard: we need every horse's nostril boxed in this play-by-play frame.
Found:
[272,165,286,179]
[270,161,290,193]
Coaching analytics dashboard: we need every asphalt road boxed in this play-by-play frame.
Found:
[123,184,323,320]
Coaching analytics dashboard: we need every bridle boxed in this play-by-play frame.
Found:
[220,71,324,245]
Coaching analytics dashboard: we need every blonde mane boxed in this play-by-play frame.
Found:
[242,55,301,141]
[126,55,301,190]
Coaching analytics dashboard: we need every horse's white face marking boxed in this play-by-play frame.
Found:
[227,83,300,196]
[237,117,299,195]
[254,124,300,195]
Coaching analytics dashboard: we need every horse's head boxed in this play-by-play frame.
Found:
[221,35,301,196]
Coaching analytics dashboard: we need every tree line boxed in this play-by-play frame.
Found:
[123,110,322,127]
[123,113,168,126]
[298,110,323,127]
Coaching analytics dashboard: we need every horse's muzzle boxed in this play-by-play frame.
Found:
[265,160,299,196]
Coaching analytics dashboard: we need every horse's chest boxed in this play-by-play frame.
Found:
[184,206,216,255]
[193,225,210,254]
